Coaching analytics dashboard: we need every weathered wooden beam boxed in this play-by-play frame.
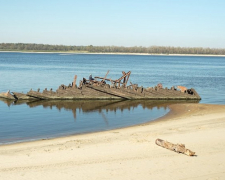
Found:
[0,90,16,100]
[72,75,77,88]
[155,138,195,156]
[86,85,132,99]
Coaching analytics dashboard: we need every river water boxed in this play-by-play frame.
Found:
[0,52,225,144]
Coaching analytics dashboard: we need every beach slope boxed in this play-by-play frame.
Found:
[0,103,225,180]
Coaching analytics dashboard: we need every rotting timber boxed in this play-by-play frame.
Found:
[0,71,201,101]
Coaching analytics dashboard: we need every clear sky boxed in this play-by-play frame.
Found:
[1,0,225,48]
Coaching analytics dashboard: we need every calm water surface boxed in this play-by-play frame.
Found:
[0,53,225,144]
[0,99,170,144]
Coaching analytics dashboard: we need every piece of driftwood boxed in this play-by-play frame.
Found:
[155,138,195,156]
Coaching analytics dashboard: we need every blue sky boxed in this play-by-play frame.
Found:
[1,0,225,48]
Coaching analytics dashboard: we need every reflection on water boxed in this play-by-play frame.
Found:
[0,98,199,144]
[7,99,170,119]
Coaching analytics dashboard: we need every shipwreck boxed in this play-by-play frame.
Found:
[0,71,201,101]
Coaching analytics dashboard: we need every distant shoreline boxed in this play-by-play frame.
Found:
[1,50,225,57]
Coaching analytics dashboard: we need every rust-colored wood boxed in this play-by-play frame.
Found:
[124,73,130,87]
[115,71,131,83]
[177,86,187,93]
[95,71,131,87]
[100,70,110,85]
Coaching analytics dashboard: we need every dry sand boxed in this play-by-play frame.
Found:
[0,103,225,180]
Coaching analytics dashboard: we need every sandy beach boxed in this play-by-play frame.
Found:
[0,103,225,180]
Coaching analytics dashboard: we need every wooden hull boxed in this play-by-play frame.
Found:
[0,91,15,100]
[12,92,36,100]
[22,85,201,100]
[0,71,201,101]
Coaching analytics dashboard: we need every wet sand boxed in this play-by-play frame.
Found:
[0,103,225,180]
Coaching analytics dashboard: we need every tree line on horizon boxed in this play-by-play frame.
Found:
[0,43,225,55]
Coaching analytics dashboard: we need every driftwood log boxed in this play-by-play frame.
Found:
[155,138,195,156]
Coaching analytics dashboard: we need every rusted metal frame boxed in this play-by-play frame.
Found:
[116,71,131,82]
[89,71,131,88]
[123,77,126,84]
[100,70,110,85]
[95,71,131,85]
[122,71,126,87]
[94,77,113,82]
[114,71,131,88]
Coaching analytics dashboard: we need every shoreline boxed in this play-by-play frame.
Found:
[1,50,225,57]
[0,103,225,179]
